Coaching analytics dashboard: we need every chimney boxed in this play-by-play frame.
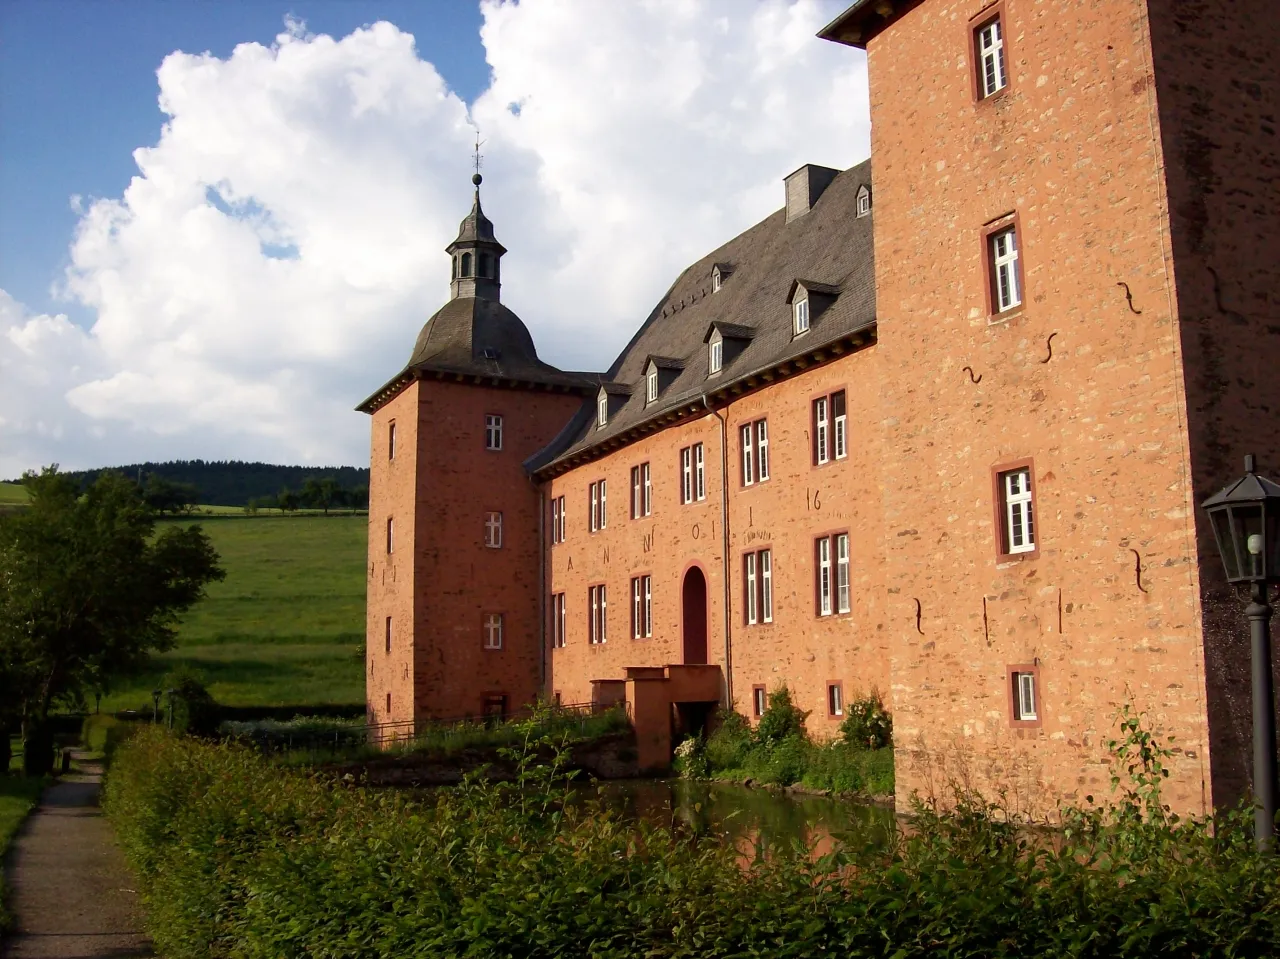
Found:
[784,164,840,222]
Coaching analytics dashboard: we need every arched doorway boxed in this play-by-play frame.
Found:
[681,566,708,665]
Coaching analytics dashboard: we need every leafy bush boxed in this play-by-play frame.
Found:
[839,690,893,750]
[160,667,219,736]
[105,723,1280,958]
[754,686,807,748]
[705,707,753,770]
[673,735,709,780]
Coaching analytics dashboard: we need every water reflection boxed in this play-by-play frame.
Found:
[570,779,895,856]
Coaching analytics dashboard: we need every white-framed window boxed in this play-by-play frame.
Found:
[550,495,566,545]
[1013,671,1038,721]
[832,391,847,460]
[757,420,770,481]
[835,532,850,614]
[813,392,845,464]
[484,613,503,650]
[589,584,607,644]
[1000,467,1036,554]
[388,421,396,460]
[551,592,566,648]
[484,510,503,549]
[646,369,658,403]
[976,17,1008,99]
[991,225,1021,312]
[713,267,722,292]
[589,480,607,532]
[828,682,844,718]
[794,298,810,335]
[752,685,767,718]
[485,414,503,451]
[694,443,705,501]
[741,424,754,486]
[385,615,392,654]
[856,185,871,218]
[744,548,773,626]
[630,463,651,519]
[386,517,394,554]
[814,397,829,465]
[631,575,652,639]
[709,339,723,374]
[817,536,832,616]
[681,447,693,504]
[597,394,609,428]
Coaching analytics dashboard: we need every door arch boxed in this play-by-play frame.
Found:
[681,566,708,665]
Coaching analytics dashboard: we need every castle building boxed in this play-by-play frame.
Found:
[361,0,1280,818]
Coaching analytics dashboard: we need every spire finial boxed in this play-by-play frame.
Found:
[472,131,485,187]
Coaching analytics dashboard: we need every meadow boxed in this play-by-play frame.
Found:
[98,514,368,712]
[0,483,29,506]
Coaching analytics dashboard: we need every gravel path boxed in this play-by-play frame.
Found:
[2,756,152,958]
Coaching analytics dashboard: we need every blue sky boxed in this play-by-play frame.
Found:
[1,0,488,324]
[0,0,867,474]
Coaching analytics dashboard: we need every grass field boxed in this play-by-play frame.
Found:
[0,483,29,506]
[99,514,368,712]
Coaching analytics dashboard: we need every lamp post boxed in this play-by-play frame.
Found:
[151,689,162,725]
[1201,454,1280,851]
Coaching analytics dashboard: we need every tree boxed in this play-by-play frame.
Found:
[277,488,300,512]
[0,467,224,773]
[300,477,340,514]
[142,475,201,514]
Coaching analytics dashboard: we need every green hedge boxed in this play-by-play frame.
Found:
[81,715,136,759]
[105,728,1280,958]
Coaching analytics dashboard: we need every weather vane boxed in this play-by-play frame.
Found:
[472,132,486,184]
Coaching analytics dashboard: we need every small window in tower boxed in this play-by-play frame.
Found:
[461,252,473,277]
[827,682,844,718]
[451,256,457,280]
[975,16,1009,99]
[485,414,503,450]
[989,225,1022,314]
[385,616,392,654]
[484,613,504,650]
[794,298,810,336]
[479,252,490,278]
[386,517,394,554]
[484,511,503,549]
[752,685,767,718]
[996,464,1037,557]
[388,421,396,460]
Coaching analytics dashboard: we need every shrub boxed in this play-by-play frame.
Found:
[673,735,709,780]
[705,708,754,771]
[159,667,219,736]
[754,686,807,749]
[104,724,1280,958]
[839,690,893,750]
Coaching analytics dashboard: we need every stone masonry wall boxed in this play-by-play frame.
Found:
[546,346,890,735]
[1148,0,1280,808]
[864,0,1212,818]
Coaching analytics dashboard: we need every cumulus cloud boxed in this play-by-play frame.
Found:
[5,0,867,474]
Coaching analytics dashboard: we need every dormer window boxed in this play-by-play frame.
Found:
[711,263,732,293]
[709,338,723,375]
[646,369,658,403]
[597,394,608,428]
[794,298,810,335]
[856,185,871,218]
[712,270,722,293]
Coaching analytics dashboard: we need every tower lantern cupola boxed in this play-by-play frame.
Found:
[447,172,507,302]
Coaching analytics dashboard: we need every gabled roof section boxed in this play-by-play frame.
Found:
[703,321,756,343]
[789,279,841,301]
[645,355,686,371]
[817,0,925,50]
[598,381,632,397]
[529,159,877,476]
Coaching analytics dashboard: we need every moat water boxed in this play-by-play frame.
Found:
[567,779,896,850]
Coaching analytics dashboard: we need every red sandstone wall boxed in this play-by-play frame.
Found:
[366,382,421,728]
[865,0,1211,817]
[546,348,890,736]
[1147,0,1280,808]
[411,379,581,719]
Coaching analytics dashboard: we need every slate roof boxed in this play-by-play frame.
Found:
[528,159,875,475]
[355,296,595,412]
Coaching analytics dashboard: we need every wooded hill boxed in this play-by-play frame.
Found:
[9,460,370,508]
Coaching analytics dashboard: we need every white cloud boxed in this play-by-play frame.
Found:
[4,0,867,474]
